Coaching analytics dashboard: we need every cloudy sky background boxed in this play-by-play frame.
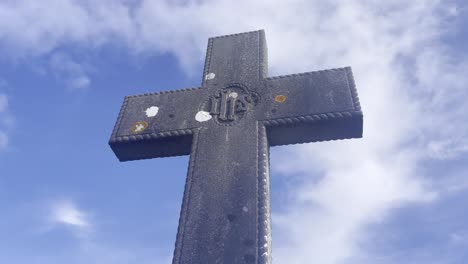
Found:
[0,0,467,263]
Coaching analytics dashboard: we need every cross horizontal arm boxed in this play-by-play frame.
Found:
[259,67,363,146]
[109,87,209,161]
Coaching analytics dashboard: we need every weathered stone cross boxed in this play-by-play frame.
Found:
[109,30,363,264]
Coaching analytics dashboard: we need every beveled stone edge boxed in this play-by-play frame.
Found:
[172,128,201,263]
[258,30,268,80]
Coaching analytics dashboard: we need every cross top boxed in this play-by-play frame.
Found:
[110,30,363,264]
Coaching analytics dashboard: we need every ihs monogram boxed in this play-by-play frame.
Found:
[207,85,259,124]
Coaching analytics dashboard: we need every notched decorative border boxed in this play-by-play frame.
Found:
[257,124,272,264]
[266,67,347,81]
[110,96,130,141]
[262,110,362,127]
[202,37,214,86]
[344,66,361,111]
[109,128,194,144]
[126,86,202,98]
[210,29,265,40]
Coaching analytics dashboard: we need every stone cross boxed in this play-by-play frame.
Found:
[109,30,363,264]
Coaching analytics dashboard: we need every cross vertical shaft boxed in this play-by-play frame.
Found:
[173,122,270,263]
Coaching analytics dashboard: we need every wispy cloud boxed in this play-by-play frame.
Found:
[0,94,7,113]
[0,130,7,149]
[49,52,91,90]
[0,198,172,264]
[44,198,173,264]
[49,199,91,236]
[427,139,468,160]
[0,0,134,57]
[0,91,10,150]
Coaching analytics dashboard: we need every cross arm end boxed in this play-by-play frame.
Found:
[263,66,363,146]
[109,130,194,161]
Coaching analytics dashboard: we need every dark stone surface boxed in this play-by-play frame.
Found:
[109,30,363,264]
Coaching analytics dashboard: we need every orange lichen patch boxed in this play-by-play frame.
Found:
[131,121,149,133]
[274,95,287,103]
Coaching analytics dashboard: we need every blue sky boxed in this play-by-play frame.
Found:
[0,1,467,263]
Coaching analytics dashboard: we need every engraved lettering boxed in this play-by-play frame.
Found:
[228,96,237,121]
[203,85,259,125]
[219,90,229,121]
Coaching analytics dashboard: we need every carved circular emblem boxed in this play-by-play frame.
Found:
[199,84,259,125]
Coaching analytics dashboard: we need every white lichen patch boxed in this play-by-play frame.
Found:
[195,111,212,122]
[205,73,215,80]
[145,106,159,117]
[134,124,145,132]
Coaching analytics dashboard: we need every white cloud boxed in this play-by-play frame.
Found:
[0,93,9,150]
[69,75,91,90]
[0,131,8,149]
[44,198,174,264]
[0,0,467,263]
[427,139,468,160]
[49,52,91,90]
[50,199,89,229]
[0,0,135,57]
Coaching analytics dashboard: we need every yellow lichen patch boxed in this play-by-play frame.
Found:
[274,95,287,103]
[131,121,149,133]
